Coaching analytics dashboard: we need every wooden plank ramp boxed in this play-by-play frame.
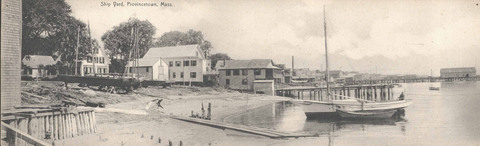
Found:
[170,116,318,139]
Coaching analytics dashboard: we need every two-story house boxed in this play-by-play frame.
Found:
[142,45,212,85]
[215,59,280,90]
[77,47,110,76]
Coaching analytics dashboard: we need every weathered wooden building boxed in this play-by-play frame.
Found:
[1,0,22,110]
[216,59,281,90]
[440,67,476,78]
[125,58,169,81]
[22,55,57,78]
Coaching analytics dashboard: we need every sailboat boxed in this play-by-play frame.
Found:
[293,6,412,118]
[429,69,440,90]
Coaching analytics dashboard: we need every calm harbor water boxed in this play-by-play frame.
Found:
[225,81,480,145]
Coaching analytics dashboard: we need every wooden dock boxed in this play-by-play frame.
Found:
[275,84,398,102]
[170,116,317,139]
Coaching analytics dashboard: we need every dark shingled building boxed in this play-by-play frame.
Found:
[440,67,476,78]
[1,0,22,111]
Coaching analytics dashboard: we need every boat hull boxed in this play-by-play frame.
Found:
[301,102,338,118]
[295,99,412,118]
[336,109,397,119]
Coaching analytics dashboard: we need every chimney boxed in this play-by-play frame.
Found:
[223,59,226,67]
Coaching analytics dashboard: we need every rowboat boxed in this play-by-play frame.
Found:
[336,109,397,119]
[298,98,412,117]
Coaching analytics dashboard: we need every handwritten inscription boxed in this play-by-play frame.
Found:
[100,1,173,7]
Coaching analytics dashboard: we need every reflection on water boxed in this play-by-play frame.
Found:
[226,101,406,135]
[225,81,480,145]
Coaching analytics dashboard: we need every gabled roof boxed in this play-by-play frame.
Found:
[125,58,162,67]
[142,45,205,59]
[216,59,279,70]
[440,67,476,73]
[22,55,56,68]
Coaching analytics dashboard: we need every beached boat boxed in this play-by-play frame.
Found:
[336,109,397,119]
[429,87,440,90]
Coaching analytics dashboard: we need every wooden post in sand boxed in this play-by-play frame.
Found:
[207,103,211,120]
[92,111,97,133]
[89,112,94,133]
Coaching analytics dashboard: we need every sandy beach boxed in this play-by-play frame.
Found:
[20,81,321,146]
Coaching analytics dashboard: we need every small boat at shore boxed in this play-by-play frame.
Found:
[429,87,440,90]
[288,6,413,118]
[336,109,397,119]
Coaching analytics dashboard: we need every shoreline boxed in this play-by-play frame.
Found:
[46,85,303,146]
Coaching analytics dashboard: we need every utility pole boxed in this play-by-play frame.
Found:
[75,27,80,75]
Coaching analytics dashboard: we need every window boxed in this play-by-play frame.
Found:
[242,70,247,75]
[173,72,176,78]
[87,57,92,63]
[103,68,106,73]
[129,67,133,73]
[226,79,230,85]
[233,69,240,76]
[191,60,197,66]
[97,68,101,73]
[254,69,261,75]
[100,57,104,63]
[175,61,181,67]
[169,61,174,67]
[94,57,98,63]
[184,61,190,66]
[242,79,248,85]
[190,72,197,78]
[226,70,231,76]
[180,72,184,78]
[146,67,149,72]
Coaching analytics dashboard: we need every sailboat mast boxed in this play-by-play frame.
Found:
[88,22,96,75]
[323,5,331,100]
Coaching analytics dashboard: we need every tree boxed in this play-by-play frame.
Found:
[23,0,95,74]
[101,18,156,73]
[209,53,232,69]
[154,29,212,55]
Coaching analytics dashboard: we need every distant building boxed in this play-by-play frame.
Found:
[143,45,212,84]
[216,59,280,90]
[22,55,57,78]
[353,73,370,81]
[293,68,316,82]
[328,70,343,79]
[77,47,110,76]
[440,67,476,78]
[125,58,169,81]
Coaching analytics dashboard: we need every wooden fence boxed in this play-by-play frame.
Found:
[1,107,97,145]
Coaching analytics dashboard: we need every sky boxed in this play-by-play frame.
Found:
[65,0,480,75]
